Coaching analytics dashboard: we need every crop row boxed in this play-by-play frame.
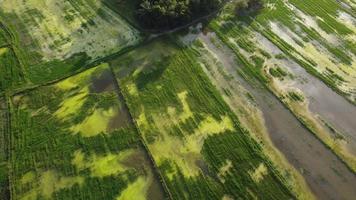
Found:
[112,37,295,199]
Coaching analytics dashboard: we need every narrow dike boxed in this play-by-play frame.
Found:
[0,95,11,200]
[108,66,173,200]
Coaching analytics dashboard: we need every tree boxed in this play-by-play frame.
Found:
[234,0,263,16]
[136,0,222,30]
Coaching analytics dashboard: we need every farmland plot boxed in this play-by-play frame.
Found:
[0,47,26,92]
[208,0,356,172]
[0,28,8,46]
[0,97,10,200]
[111,38,295,199]
[9,64,164,200]
[259,0,356,103]
[0,0,141,85]
[183,26,356,199]
[187,33,315,199]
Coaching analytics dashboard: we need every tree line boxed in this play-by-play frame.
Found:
[136,0,223,30]
[135,0,263,30]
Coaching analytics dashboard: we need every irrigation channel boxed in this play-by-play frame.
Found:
[197,30,356,200]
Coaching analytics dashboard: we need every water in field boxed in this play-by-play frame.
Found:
[90,69,115,93]
[121,148,166,200]
[91,68,166,200]
[199,32,356,200]
[90,68,132,130]
[254,32,356,155]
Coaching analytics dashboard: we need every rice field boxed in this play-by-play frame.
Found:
[1,0,356,199]
[7,63,165,200]
[207,0,356,172]
[0,0,142,87]
[0,97,10,200]
[110,38,297,199]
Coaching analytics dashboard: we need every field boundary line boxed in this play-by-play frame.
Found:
[108,66,173,200]
[0,94,12,200]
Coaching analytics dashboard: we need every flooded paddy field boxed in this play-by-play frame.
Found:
[209,1,356,171]
[1,0,356,199]
[109,38,298,199]
[7,63,165,200]
[0,97,10,200]
[0,0,142,88]
[192,30,356,200]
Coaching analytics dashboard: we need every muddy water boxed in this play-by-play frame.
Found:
[287,57,356,153]
[255,33,356,154]
[89,68,165,199]
[90,69,115,93]
[90,69,132,130]
[122,148,165,200]
[106,68,166,200]
[199,32,356,200]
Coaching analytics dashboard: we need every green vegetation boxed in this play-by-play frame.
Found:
[111,38,294,199]
[0,98,9,200]
[1,0,355,199]
[287,91,304,102]
[8,64,164,200]
[0,27,8,46]
[0,0,141,90]
[0,47,25,92]
[234,0,263,16]
[269,67,287,79]
[209,0,356,172]
[137,0,222,29]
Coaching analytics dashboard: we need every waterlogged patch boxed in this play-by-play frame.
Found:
[288,3,339,44]
[197,115,234,134]
[116,176,150,200]
[0,47,8,56]
[70,107,118,137]
[222,195,234,200]
[20,170,84,200]
[337,11,356,34]
[126,82,139,96]
[177,91,193,121]
[56,64,106,91]
[249,163,268,183]
[137,110,149,130]
[72,150,86,171]
[20,171,35,185]
[72,149,134,177]
[0,0,140,60]
[270,21,356,99]
[41,171,84,198]
[90,153,130,177]
[183,116,234,155]
[55,64,115,120]
[218,160,233,183]
[150,115,234,178]
[55,87,89,119]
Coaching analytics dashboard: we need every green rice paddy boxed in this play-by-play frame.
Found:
[1,0,356,199]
